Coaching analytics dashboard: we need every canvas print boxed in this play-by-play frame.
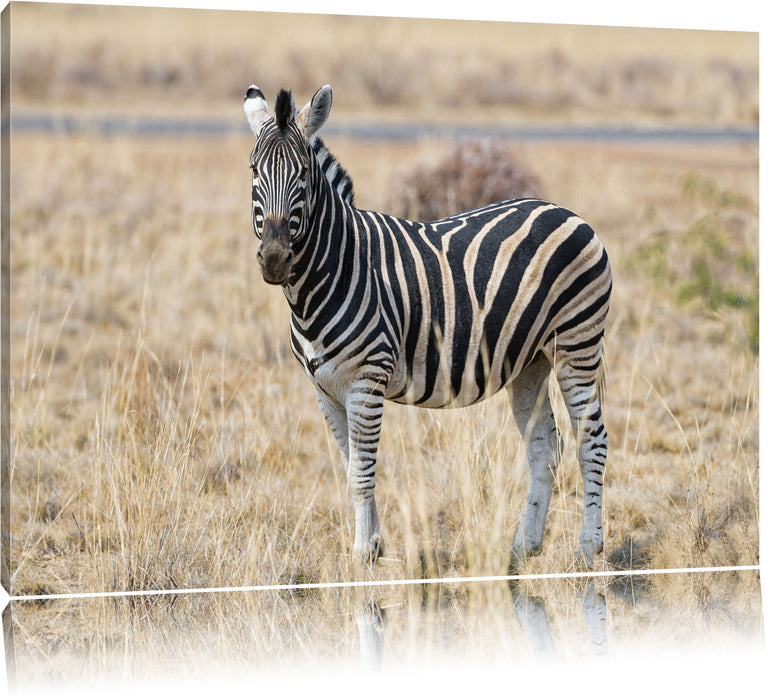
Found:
[0,1,762,691]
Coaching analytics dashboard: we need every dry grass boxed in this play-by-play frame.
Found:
[5,4,760,682]
[9,132,759,595]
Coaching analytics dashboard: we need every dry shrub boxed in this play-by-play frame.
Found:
[388,138,542,222]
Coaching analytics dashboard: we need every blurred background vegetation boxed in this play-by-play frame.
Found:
[10,3,758,126]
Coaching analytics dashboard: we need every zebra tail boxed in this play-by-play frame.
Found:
[596,340,607,408]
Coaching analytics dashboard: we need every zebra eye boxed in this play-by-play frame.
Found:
[298,167,308,187]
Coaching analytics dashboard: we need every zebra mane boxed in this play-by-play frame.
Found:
[275,89,294,133]
[310,136,355,206]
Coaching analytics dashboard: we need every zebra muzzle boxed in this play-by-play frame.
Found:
[257,219,293,285]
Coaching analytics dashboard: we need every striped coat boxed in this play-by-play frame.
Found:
[244,85,611,568]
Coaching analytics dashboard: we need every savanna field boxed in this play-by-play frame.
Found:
[5,4,761,683]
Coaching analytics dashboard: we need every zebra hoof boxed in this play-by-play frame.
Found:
[509,542,541,573]
[509,528,543,572]
[576,538,603,568]
[354,536,383,566]
[508,549,525,574]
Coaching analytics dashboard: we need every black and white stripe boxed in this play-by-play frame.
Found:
[244,85,612,567]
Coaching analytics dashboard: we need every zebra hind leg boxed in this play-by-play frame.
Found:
[507,353,562,571]
[554,353,608,565]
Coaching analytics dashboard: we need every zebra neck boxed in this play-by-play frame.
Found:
[283,146,357,321]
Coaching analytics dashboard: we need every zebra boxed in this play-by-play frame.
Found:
[243,84,612,569]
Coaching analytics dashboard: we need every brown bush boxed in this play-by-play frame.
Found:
[388,138,542,222]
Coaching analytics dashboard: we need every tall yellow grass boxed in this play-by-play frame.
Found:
[9,132,758,598]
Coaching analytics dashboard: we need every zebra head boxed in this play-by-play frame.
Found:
[243,85,332,285]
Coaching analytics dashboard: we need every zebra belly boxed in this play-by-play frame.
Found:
[386,329,527,409]
[387,374,507,409]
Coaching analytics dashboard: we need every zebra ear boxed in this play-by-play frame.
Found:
[296,85,332,139]
[244,85,270,136]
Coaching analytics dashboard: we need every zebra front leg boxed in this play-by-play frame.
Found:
[346,381,386,564]
[316,390,350,467]
[508,354,561,570]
